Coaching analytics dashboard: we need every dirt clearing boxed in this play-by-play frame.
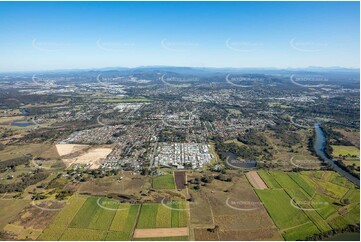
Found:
[56,144,112,169]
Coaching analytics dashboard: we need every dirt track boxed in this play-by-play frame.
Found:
[246,171,268,189]
[133,227,189,238]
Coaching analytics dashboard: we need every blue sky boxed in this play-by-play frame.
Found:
[0,1,359,71]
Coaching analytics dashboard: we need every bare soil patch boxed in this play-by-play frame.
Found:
[133,228,189,238]
[246,171,268,189]
[174,171,186,189]
[55,144,112,169]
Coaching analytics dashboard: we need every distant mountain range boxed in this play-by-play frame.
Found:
[1,66,359,76]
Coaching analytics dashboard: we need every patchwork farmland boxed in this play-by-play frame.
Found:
[256,171,360,240]
[135,201,188,240]
[37,196,188,241]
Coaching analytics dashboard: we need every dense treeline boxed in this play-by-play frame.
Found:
[307,129,317,156]
[334,160,360,179]
[213,136,260,160]
[0,156,30,172]
[269,123,302,147]
[237,130,268,146]
[303,224,359,241]
[320,125,333,159]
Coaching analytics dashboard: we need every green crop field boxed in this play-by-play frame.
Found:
[315,180,349,199]
[303,210,331,232]
[171,201,188,227]
[331,145,359,157]
[137,204,159,229]
[255,171,359,241]
[256,189,310,229]
[156,204,172,228]
[105,231,131,241]
[69,197,118,230]
[152,174,176,189]
[108,204,140,240]
[257,170,281,189]
[282,222,320,241]
[270,172,300,190]
[60,228,106,241]
[288,173,316,197]
[137,202,188,229]
[39,196,141,241]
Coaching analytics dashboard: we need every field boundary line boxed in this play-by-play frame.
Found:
[103,199,120,240]
[268,171,284,189]
[185,172,193,241]
[203,193,220,240]
[280,221,312,233]
[173,170,176,190]
[131,203,142,241]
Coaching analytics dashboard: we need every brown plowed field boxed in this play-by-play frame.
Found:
[174,171,186,189]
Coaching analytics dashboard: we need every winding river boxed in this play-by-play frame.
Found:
[314,123,360,187]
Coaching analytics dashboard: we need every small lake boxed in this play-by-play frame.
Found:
[11,121,35,127]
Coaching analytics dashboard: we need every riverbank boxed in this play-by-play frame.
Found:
[314,123,360,186]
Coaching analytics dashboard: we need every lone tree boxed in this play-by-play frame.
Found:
[207,225,219,233]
